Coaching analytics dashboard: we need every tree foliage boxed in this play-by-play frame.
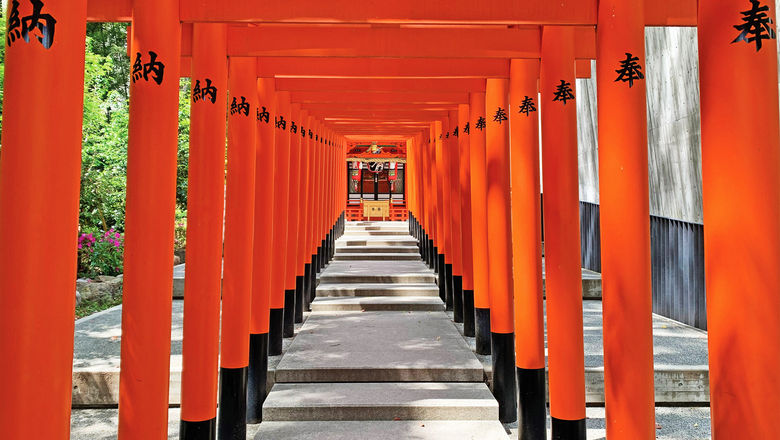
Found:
[1,22,191,234]
[77,25,190,233]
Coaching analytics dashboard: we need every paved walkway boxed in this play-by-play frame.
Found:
[256,221,507,438]
[70,220,712,438]
[70,407,713,440]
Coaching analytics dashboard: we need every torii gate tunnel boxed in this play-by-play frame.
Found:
[1,0,779,439]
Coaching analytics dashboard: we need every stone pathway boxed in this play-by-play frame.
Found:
[70,407,713,440]
[256,221,508,439]
[70,220,712,438]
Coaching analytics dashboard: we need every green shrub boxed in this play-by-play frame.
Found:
[78,229,124,278]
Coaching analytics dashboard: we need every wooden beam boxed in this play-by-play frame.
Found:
[257,57,510,78]
[321,113,448,121]
[291,91,470,104]
[225,25,543,59]
[645,0,697,26]
[275,78,486,92]
[180,0,598,24]
[87,0,695,26]
[302,103,459,112]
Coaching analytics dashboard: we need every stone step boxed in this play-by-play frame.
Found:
[337,245,420,253]
[334,253,421,261]
[317,283,440,297]
[342,230,411,236]
[311,296,444,312]
[320,272,436,284]
[350,221,407,227]
[274,311,483,383]
[345,225,410,231]
[338,238,418,247]
[263,382,498,421]
[253,420,509,440]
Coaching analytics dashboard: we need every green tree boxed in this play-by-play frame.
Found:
[178,78,191,208]
[0,6,7,145]
[80,36,129,232]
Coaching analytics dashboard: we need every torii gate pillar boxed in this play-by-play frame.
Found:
[509,58,546,440]
[118,0,182,437]
[0,1,87,438]
[597,0,656,438]
[698,1,780,437]
[540,25,586,439]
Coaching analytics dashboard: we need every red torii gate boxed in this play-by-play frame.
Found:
[1,1,778,440]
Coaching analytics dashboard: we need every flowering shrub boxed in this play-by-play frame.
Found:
[78,228,124,278]
[174,209,187,251]
[174,219,187,251]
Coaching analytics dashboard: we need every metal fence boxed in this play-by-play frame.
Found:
[578,201,707,330]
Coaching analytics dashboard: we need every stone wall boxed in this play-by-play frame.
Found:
[575,27,704,223]
[575,10,780,224]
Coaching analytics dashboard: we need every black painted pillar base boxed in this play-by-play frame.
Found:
[422,233,429,266]
[444,263,454,312]
[303,264,312,312]
[552,418,586,440]
[283,289,295,338]
[463,290,475,337]
[436,252,445,302]
[518,367,547,440]
[475,307,492,355]
[180,418,216,440]
[269,308,284,356]
[329,229,335,260]
[247,333,269,424]
[294,276,304,323]
[453,275,464,323]
[428,239,435,269]
[491,332,518,423]
[218,367,247,440]
[309,255,318,302]
[326,232,332,262]
[319,242,326,270]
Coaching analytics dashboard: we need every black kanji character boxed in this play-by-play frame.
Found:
[552,80,575,105]
[291,121,298,134]
[301,126,306,138]
[132,52,144,83]
[143,51,165,85]
[309,129,313,139]
[475,117,486,131]
[7,0,57,49]
[132,51,166,85]
[518,96,537,115]
[733,0,777,51]
[464,122,470,134]
[192,80,202,103]
[614,53,645,88]
[230,96,250,116]
[257,106,270,123]
[453,126,459,137]
[200,78,217,103]
[493,107,508,124]
[7,1,22,47]
[275,115,287,130]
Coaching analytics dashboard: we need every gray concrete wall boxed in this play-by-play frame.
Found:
[577,7,780,224]
[576,27,705,223]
